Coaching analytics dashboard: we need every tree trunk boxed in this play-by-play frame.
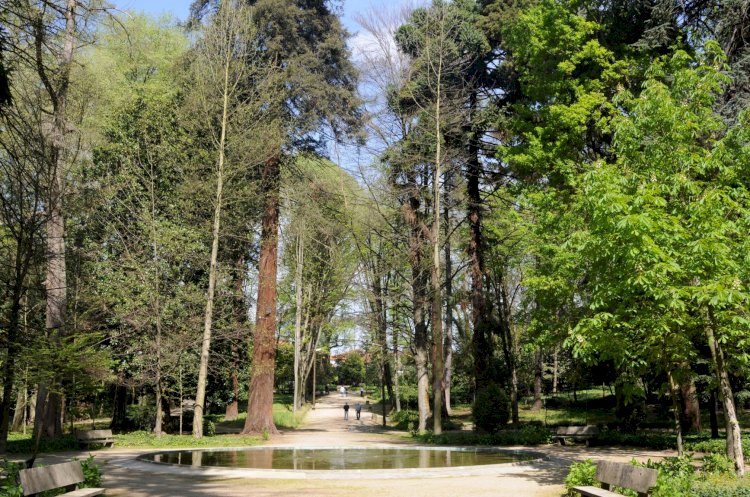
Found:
[552,347,559,395]
[11,381,26,432]
[467,91,490,396]
[402,166,430,433]
[431,85,443,434]
[0,285,23,451]
[531,348,543,411]
[706,306,744,476]
[293,234,304,413]
[680,374,701,434]
[443,184,453,417]
[110,384,129,432]
[394,333,402,413]
[415,320,430,434]
[710,389,720,439]
[35,0,77,443]
[226,255,246,422]
[510,365,519,425]
[225,344,240,421]
[668,370,684,456]
[496,277,518,423]
[243,156,280,435]
[152,175,164,437]
[194,53,231,438]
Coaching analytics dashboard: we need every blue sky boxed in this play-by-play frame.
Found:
[116,0,392,33]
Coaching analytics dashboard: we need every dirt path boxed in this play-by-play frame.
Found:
[40,394,675,497]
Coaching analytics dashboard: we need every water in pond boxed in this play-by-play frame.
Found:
[141,447,533,470]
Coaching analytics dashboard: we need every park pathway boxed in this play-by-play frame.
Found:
[42,394,674,497]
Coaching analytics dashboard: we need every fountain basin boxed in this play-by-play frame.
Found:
[125,445,546,479]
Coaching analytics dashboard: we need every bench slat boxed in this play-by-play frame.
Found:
[64,488,105,497]
[556,426,600,436]
[571,486,623,497]
[596,461,657,494]
[19,461,84,496]
[76,430,113,441]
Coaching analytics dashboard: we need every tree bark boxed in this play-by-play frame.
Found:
[194,48,232,438]
[668,370,684,456]
[293,234,304,413]
[680,374,701,434]
[110,384,129,432]
[0,275,26,450]
[496,276,518,423]
[552,347,559,395]
[151,161,164,437]
[410,192,430,433]
[467,91,490,396]
[35,0,77,443]
[710,389,720,439]
[243,156,281,435]
[443,179,453,417]
[225,341,240,421]
[431,77,444,435]
[11,380,26,432]
[510,366,519,425]
[706,306,744,476]
[531,348,543,411]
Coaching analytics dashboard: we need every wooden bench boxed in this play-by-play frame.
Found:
[554,425,600,446]
[572,460,658,497]
[76,429,114,449]
[18,461,104,497]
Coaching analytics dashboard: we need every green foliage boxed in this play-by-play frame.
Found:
[595,430,677,450]
[111,431,261,449]
[4,434,78,454]
[701,454,736,476]
[0,461,23,497]
[685,435,750,460]
[414,425,551,446]
[563,454,750,497]
[644,455,695,497]
[203,419,216,437]
[472,383,510,433]
[336,352,366,386]
[692,475,750,497]
[391,410,419,431]
[126,405,156,432]
[564,459,598,496]
[77,456,102,488]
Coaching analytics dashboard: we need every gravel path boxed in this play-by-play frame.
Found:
[37,394,675,496]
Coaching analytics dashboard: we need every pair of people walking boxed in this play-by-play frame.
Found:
[343,402,362,420]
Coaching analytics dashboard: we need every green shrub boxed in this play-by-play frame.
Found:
[126,405,155,431]
[413,424,551,446]
[686,435,750,460]
[5,433,78,454]
[692,474,750,497]
[203,419,216,437]
[643,455,694,497]
[596,430,676,450]
[0,461,23,497]
[78,455,102,488]
[564,459,598,496]
[701,454,735,476]
[391,410,418,431]
[472,383,510,433]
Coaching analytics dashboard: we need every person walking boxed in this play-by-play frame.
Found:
[355,402,362,420]
[340,386,345,397]
[343,403,350,420]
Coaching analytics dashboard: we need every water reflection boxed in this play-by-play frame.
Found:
[142,448,531,470]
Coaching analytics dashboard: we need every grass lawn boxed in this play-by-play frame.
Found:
[216,401,308,431]
[5,399,308,454]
